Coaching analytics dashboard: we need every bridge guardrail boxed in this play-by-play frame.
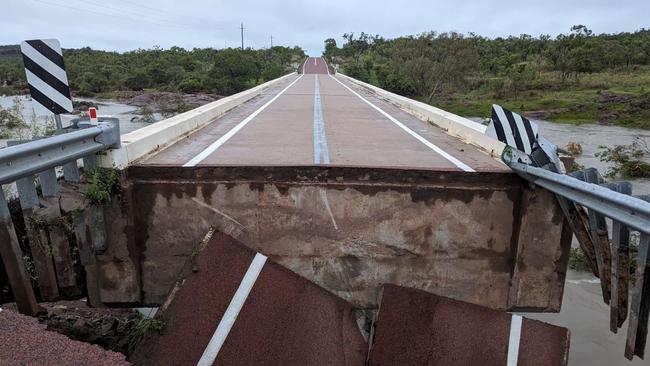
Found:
[502,146,650,361]
[0,117,120,316]
[0,118,120,185]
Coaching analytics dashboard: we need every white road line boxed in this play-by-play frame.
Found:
[329,76,475,172]
[314,57,317,66]
[323,58,330,75]
[184,75,304,167]
[196,253,267,366]
[507,314,523,366]
[302,57,309,74]
[313,75,330,164]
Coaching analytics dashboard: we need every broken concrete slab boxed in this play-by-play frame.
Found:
[122,166,571,312]
[131,230,367,366]
[368,284,570,366]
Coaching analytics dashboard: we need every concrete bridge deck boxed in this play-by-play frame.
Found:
[140,57,506,172]
[84,57,570,313]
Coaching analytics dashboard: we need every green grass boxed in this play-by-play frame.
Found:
[433,67,650,128]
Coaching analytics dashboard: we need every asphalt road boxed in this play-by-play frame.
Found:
[141,57,506,172]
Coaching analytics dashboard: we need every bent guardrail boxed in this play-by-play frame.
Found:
[503,144,650,361]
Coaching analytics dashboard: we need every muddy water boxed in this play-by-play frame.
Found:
[0,95,156,148]
[535,119,650,195]
[470,117,650,195]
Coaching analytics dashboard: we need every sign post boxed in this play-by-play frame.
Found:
[20,39,74,131]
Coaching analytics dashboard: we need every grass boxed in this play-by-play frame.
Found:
[84,168,121,205]
[433,66,650,128]
[127,314,166,355]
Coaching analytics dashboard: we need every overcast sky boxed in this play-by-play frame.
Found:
[2,0,649,55]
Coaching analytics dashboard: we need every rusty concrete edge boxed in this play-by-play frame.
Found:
[337,73,507,160]
[126,165,521,189]
[97,73,297,169]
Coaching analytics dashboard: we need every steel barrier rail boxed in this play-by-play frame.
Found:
[502,147,650,235]
[0,118,120,185]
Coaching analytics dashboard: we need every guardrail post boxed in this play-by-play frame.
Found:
[0,189,39,315]
[584,169,612,304]
[63,162,80,182]
[83,154,97,171]
[16,176,59,300]
[609,182,632,332]
[626,231,650,359]
[38,168,59,197]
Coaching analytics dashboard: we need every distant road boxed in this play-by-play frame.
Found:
[141,57,506,173]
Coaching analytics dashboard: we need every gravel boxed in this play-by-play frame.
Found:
[0,307,130,365]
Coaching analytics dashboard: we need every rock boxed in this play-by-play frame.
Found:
[72,318,91,336]
[49,305,67,316]
[597,91,631,105]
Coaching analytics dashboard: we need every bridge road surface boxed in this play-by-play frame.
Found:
[141,57,508,172]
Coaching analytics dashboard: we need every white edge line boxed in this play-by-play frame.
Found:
[507,314,523,366]
[184,74,303,167]
[196,253,267,366]
[329,75,475,172]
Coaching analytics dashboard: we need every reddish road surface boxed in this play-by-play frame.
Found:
[142,57,506,172]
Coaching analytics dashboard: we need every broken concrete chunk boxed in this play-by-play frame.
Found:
[368,284,570,366]
[131,230,367,366]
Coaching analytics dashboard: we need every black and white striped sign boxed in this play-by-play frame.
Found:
[20,39,73,115]
[486,104,539,154]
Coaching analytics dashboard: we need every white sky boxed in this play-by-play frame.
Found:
[1,0,649,55]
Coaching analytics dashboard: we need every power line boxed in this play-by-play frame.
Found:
[32,0,214,31]
[72,0,202,29]
[110,0,219,26]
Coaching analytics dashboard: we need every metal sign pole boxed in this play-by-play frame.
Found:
[54,114,63,131]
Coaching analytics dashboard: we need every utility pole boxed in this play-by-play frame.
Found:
[270,36,273,48]
[240,23,245,50]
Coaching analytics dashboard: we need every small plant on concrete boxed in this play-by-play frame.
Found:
[85,168,121,205]
[128,314,166,354]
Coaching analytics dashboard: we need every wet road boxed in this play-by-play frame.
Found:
[141,57,506,172]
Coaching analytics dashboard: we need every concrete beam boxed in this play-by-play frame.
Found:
[107,166,570,311]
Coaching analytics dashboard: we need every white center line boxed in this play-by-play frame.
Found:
[328,75,475,172]
[507,314,523,366]
[196,253,267,366]
[184,75,304,167]
[313,75,330,164]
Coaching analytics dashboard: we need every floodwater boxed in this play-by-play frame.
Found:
[0,95,155,148]
[469,117,650,195]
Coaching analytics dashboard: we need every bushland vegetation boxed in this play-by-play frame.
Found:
[0,45,306,97]
[323,26,650,128]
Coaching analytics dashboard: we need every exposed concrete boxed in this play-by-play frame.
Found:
[91,166,571,311]
[508,185,573,311]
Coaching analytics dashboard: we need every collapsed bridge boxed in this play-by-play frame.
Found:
[1,57,648,363]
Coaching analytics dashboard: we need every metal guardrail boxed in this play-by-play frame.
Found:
[502,145,650,361]
[0,118,120,185]
[0,117,120,316]
[503,151,650,235]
